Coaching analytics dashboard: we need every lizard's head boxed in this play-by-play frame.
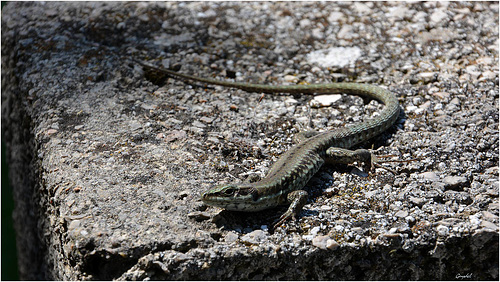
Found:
[201,183,262,212]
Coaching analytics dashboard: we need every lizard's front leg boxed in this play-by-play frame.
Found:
[272,190,308,230]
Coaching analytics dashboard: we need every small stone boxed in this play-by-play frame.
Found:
[364,190,377,198]
[327,11,345,23]
[395,210,409,218]
[311,95,342,108]
[240,230,268,245]
[405,216,416,224]
[207,136,219,143]
[480,220,498,231]
[482,211,498,222]
[449,97,460,105]
[299,18,311,28]
[419,171,439,181]
[311,28,324,40]
[68,219,82,230]
[432,92,450,100]
[406,105,418,113]
[465,65,482,80]
[302,234,314,241]
[430,9,448,23]
[312,235,330,250]
[164,130,187,143]
[229,104,239,112]
[485,188,498,197]
[283,75,298,83]
[479,70,497,81]
[200,116,214,124]
[484,166,498,175]
[353,2,371,14]
[337,25,354,39]
[388,6,410,19]
[437,218,461,226]
[469,214,481,226]
[306,47,362,68]
[284,98,298,107]
[418,101,432,111]
[417,72,438,83]
[224,232,239,244]
[46,128,58,135]
[176,190,190,200]
[310,226,321,236]
[410,196,427,207]
[443,176,468,191]
[320,205,332,211]
[326,239,340,250]
[436,225,449,236]
[192,120,207,128]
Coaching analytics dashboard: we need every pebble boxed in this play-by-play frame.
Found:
[469,214,481,226]
[410,196,427,207]
[395,210,409,218]
[443,176,468,191]
[406,105,418,113]
[480,221,498,231]
[240,230,268,245]
[479,70,497,81]
[436,225,449,236]
[419,171,440,181]
[353,2,371,14]
[481,211,498,223]
[405,216,416,224]
[200,116,214,124]
[311,95,342,108]
[337,25,355,40]
[299,19,311,28]
[312,235,337,250]
[46,128,58,135]
[207,136,219,143]
[224,232,239,244]
[465,65,482,80]
[417,72,438,83]
[283,75,298,83]
[430,9,448,23]
[327,11,345,23]
[326,239,340,250]
[432,92,450,100]
[164,130,187,142]
[192,120,207,128]
[306,47,362,68]
[284,98,298,107]
[320,205,332,211]
[449,97,460,106]
[302,235,314,241]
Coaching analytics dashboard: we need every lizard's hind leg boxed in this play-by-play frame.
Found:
[324,148,397,174]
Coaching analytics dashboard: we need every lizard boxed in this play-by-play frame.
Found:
[137,60,400,230]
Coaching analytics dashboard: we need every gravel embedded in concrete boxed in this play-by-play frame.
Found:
[2,1,498,280]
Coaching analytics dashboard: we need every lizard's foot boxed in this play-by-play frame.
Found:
[272,190,308,231]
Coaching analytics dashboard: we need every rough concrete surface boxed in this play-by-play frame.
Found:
[1,1,498,280]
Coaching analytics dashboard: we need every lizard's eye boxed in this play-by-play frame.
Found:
[223,188,236,196]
